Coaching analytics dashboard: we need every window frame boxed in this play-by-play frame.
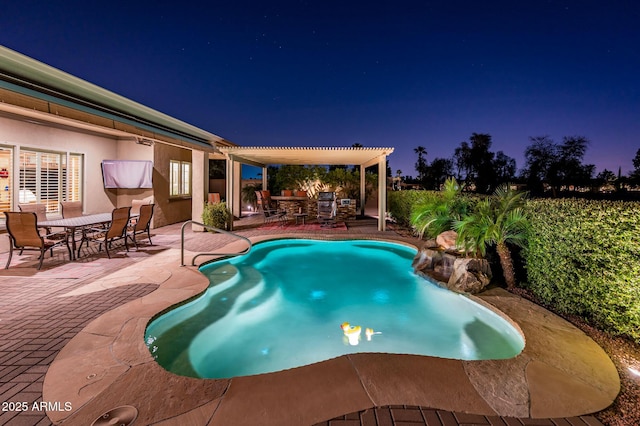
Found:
[169,160,192,198]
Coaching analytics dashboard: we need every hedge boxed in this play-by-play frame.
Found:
[388,191,640,342]
[523,198,640,342]
[387,190,439,227]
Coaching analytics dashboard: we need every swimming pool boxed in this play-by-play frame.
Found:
[145,239,524,379]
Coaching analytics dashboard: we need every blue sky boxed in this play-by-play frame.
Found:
[2,0,639,178]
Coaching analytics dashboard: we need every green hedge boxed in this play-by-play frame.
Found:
[523,199,640,342]
[387,190,438,227]
[390,192,640,342]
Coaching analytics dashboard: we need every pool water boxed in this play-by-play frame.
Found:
[145,239,524,379]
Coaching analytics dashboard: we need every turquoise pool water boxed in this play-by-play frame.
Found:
[145,239,524,379]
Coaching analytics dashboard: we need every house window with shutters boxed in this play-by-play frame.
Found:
[18,149,83,214]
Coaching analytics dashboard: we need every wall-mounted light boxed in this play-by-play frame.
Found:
[136,137,154,146]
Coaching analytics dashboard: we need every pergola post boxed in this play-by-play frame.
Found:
[377,156,387,231]
[191,149,207,232]
[360,164,366,217]
[262,166,268,192]
[225,157,242,230]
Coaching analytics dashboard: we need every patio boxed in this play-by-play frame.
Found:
[0,216,617,425]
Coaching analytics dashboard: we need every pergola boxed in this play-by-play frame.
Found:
[218,146,394,231]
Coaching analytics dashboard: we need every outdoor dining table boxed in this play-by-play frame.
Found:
[39,213,116,260]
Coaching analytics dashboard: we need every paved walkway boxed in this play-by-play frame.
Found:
[0,218,610,425]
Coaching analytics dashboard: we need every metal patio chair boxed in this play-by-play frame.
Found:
[77,206,131,259]
[4,211,72,270]
[126,203,154,249]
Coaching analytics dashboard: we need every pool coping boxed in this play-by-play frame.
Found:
[42,234,620,425]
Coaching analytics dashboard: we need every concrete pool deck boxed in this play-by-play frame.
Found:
[0,219,618,425]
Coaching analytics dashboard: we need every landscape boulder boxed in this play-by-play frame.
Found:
[435,230,460,252]
[412,243,492,294]
[446,257,492,294]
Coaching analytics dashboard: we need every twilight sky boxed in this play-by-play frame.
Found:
[2,0,639,178]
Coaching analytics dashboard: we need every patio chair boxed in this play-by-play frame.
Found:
[60,201,83,218]
[76,206,131,259]
[4,211,72,270]
[258,190,287,225]
[19,202,66,239]
[19,203,48,234]
[18,203,48,221]
[126,203,154,249]
[60,201,84,244]
[129,198,153,225]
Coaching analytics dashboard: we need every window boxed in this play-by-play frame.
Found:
[66,154,83,201]
[0,147,12,214]
[170,160,191,197]
[18,150,83,214]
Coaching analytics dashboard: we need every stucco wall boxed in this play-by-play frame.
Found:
[0,115,118,215]
[153,142,192,227]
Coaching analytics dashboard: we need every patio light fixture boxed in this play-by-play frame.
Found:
[136,137,154,146]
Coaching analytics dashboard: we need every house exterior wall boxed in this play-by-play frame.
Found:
[153,142,192,227]
[0,114,118,215]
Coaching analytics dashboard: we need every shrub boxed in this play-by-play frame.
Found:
[410,178,472,239]
[523,198,640,342]
[202,201,231,230]
[387,190,433,227]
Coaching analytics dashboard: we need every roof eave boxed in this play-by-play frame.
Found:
[0,46,233,149]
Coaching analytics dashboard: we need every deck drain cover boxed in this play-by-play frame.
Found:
[91,405,138,426]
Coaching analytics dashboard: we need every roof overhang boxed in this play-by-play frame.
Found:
[219,146,394,168]
[0,46,232,150]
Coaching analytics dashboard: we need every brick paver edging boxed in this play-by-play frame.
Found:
[315,405,604,426]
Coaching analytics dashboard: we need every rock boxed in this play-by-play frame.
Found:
[436,230,460,252]
[411,247,442,272]
[412,246,492,294]
[447,258,492,294]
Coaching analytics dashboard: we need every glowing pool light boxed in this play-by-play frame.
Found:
[145,239,524,379]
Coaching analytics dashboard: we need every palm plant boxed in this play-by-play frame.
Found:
[454,184,529,290]
[241,183,262,210]
[410,178,470,239]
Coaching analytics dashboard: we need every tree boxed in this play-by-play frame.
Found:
[414,146,428,182]
[629,148,640,186]
[453,141,472,184]
[410,178,470,239]
[596,169,617,192]
[454,184,529,290]
[453,134,497,193]
[425,157,454,190]
[394,169,403,190]
[494,151,517,184]
[469,133,496,193]
[241,183,262,210]
[555,136,594,191]
[521,136,558,196]
[633,148,640,170]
